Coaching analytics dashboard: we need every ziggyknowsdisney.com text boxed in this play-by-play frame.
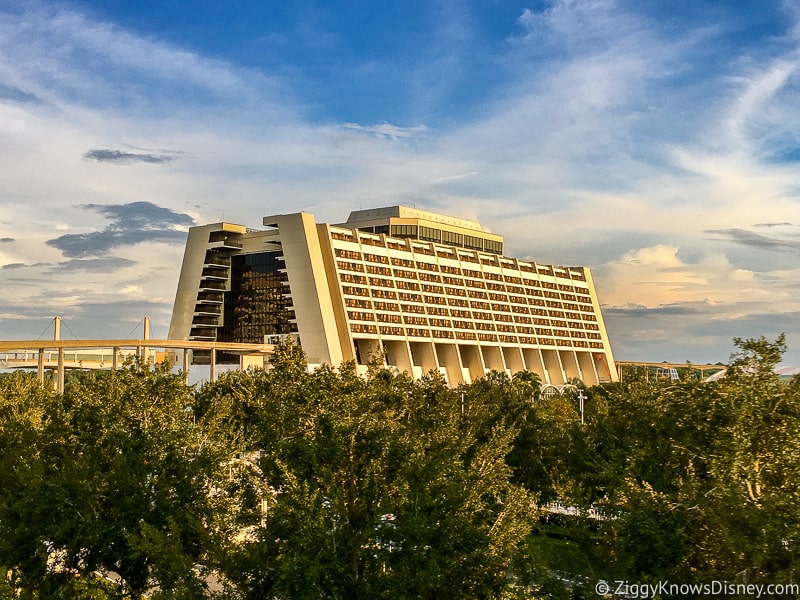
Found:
[594,580,800,598]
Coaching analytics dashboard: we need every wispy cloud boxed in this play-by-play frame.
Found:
[83,148,180,165]
[1,0,800,360]
[340,123,429,140]
[46,202,194,258]
[705,227,800,253]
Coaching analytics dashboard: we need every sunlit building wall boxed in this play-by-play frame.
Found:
[169,206,618,385]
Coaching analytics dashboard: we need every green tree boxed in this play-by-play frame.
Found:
[200,344,533,599]
[0,362,230,598]
[594,335,800,584]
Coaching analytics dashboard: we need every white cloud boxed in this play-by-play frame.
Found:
[1,1,800,362]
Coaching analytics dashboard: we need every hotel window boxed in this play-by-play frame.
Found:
[441,230,464,246]
[379,326,404,336]
[442,276,464,286]
[360,236,384,247]
[371,289,397,299]
[374,301,399,311]
[421,284,444,294]
[402,304,426,314]
[348,311,375,321]
[390,224,418,238]
[440,265,461,275]
[418,272,440,282]
[445,287,466,297]
[391,257,415,267]
[411,244,435,256]
[345,298,373,309]
[364,253,389,264]
[418,225,441,243]
[342,285,369,297]
[404,315,428,326]
[463,235,483,250]
[377,313,403,324]
[337,261,364,272]
[341,273,368,285]
[370,277,395,288]
[335,248,361,260]
[398,292,422,302]
[365,264,392,275]
[416,261,439,272]
[484,240,503,254]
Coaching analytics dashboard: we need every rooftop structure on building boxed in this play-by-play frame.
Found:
[169,206,618,385]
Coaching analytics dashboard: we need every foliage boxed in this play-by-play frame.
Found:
[0,362,229,598]
[199,346,534,599]
[2,335,799,597]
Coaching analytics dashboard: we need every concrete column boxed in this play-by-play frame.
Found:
[54,316,61,341]
[576,351,600,386]
[209,348,217,382]
[183,350,190,383]
[57,347,65,394]
[37,348,44,386]
[113,347,119,370]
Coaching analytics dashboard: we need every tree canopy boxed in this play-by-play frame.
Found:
[0,335,798,598]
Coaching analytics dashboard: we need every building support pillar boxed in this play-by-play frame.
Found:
[183,350,190,383]
[37,348,44,386]
[57,347,65,394]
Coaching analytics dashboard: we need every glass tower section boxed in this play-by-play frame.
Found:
[219,251,297,344]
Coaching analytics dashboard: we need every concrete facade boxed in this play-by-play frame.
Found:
[168,206,618,384]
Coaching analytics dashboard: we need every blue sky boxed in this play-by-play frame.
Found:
[1,0,800,365]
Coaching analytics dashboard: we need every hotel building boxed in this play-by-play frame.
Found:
[168,206,617,385]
